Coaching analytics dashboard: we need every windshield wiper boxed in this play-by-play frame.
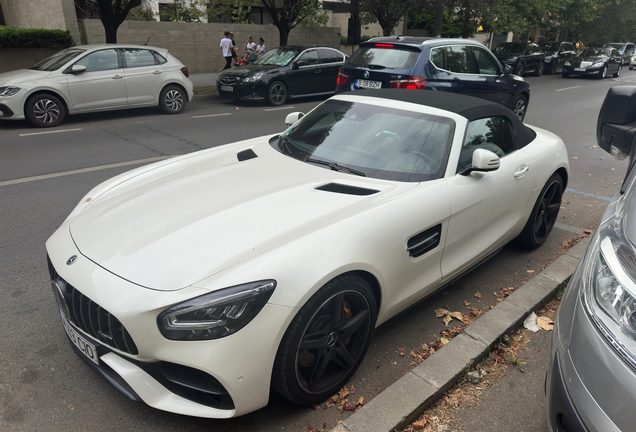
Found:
[305,158,366,176]
[367,63,389,69]
[278,136,293,155]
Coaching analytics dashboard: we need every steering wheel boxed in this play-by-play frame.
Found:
[375,130,401,141]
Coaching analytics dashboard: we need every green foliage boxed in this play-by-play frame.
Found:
[297,2,329,27]
[408,8,472,37]
[126,6,155,21]
[0,26,75,48]
[362,0,415,36]
[160,0,207,22]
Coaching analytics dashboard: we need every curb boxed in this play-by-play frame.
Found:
[331,236,592,432]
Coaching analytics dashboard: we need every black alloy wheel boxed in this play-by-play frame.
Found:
[515,63,524,77]
[26,93,66,127]
[549,61,558,75]
[272,274,377,404]
[159,85,186,114]
[516,173,564,249]
[614,65,622,78]
[534,61,544,76]
[512,94,527,122]
[598,65,607,79]
[267,81,288,106]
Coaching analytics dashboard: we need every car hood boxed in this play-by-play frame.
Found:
[573,55,607,64]
[0,69,52,86]
[69,138,414,291]
[495,51,523,61]
[220,64,282,77]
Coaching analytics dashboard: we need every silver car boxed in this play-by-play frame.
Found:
[547,86,636,431]
[0,44,194,127]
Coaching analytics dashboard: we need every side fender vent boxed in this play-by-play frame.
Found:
[315,183,380,196]
[237,149,257,161]
[407,224,442,258]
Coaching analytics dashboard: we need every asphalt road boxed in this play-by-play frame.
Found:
[0,71,632,431]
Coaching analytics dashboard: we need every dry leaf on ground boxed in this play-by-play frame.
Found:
[537,316,554,331]
[474,292,483,299]
[435,308,450,317]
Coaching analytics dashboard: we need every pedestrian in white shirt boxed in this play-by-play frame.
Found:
[245,36,256,54]
[220,31,233,70]
[255,38,266,57]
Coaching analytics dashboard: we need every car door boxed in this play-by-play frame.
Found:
[442,116,538,280]
[287,49,322,96]
[558,43,575,71]
[318,48,345,93]
[469,46,514,107]
[122,48,165,106]
[524,44,540,71]
[611,49,622,73]
[429,45,491,98]
[66,49,127,111]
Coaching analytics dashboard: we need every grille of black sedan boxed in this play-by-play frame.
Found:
[315,183,380,196]
[219,76,240,85]
[48,257,139,356]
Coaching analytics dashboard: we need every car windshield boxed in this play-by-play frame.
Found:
[29,49,86,71]
[254,48,297,66]
[272,99,455,182]
[579,48,609,57]
[605,43,624,50]
[348,46,420,70]
[494,43,526,54]
[540,42,561,53]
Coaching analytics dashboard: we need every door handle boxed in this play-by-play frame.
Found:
[514,164,529,178]
[112,75,123,79]
[152,70,162,74]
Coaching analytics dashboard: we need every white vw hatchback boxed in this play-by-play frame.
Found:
[0,44,193,127]
[46,90,568,418]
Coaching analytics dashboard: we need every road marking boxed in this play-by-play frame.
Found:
[565,187,613,202]
[0,156,170,188]
[191,113,232,119]
[19,128,82,137]
[264,106,295,111]
[555,86,581,92]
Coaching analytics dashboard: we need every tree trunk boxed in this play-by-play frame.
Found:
[278,27,290,46]
[382,23,392,36]
[433,0,444,37]
[103,22,118,43]
[461,10,470,38]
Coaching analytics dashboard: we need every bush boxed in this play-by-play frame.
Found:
[0,26,74,48]
[126,6,156,21]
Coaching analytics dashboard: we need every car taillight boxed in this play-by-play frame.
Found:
[180,67,189,78]
[336,70,349,86]
[390,76,427,90]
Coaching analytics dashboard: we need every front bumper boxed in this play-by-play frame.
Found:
[547,260,636,431]
[217,78,267,101]
[46,222,296,418]
[0,94,25,120]
[562,65,605,76]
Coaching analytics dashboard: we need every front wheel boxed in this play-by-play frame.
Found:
[534,61,544,76]
[159,85,186,114]
[267,81,287,106]
[26,94,66,128]
[516,173,564,249]
[548,61,557,75]
[614,65,622,78]
[598,65,607,80]
[515,63,524,77]
[512,94,528,122]
[272,274,377,405]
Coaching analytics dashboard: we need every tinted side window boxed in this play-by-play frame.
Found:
[458,117,515,173]
[75,49,119,72]
[472,47,500,75]
[123,49,157,68]
[297,50,319,66]
[429,47,447,70]
[446,46,478,74]
[319,49,339,64]
[613,49,620,57]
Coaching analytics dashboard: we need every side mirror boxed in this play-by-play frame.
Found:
[285,112,304,127]
[597,86,636,160]
[70,64,87,74]
[503,65,511,75]
[460,149,500,176]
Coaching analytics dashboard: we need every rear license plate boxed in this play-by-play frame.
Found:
[574,68,586,72]
[220,85,234,92]
[356,79,382,89]
[59,310,99,365]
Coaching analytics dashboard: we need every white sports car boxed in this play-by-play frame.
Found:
[46,90,569,418]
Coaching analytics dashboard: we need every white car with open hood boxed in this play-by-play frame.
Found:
[46,90,568,418]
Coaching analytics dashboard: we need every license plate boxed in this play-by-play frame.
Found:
[220,85,233,92]
[574,68,586,72]
[59,310,99,365]
[356,79,382,89]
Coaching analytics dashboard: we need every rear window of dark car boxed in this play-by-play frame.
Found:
[348,46,420,70]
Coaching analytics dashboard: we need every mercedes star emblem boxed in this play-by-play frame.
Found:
[66,255,77,265]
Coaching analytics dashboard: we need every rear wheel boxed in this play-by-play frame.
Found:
[267,81,287,106]
[272,274,377,404]
[512,94,528,122]
[159,85,186,114]
[534,61,544,76]
[516,173,564,249]
[26,94,66,128]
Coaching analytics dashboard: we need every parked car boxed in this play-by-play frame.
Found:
[539,41,577,75]
[562,47,622,79]
[630,53,636,70]
[604,42,635,65]
[492,42,545,77]
[335,36,531,121]
[216,46,348,106]
[47,89,568,418]
[0,44,193,128]
[546,86,636,432]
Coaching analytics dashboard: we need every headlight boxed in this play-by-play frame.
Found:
[157,280,276,340]
[243,72,264,83]
[581,194,636,368]
[564,61,571,66]
[592,62,605,68]
[0,86,20,97]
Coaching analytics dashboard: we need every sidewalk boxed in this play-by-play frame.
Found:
[331,236,591,432]
[189,72,219,88]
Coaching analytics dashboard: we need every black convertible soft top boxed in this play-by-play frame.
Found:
[349,89,536,149]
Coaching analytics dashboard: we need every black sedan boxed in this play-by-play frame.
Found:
[217,46,348,106]
[493,42,545,77]
[562,47,622,79]
[539,41,576,75]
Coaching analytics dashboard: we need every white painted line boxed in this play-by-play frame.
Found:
[555,86,581,92]
[191,113,232,119]
[19,128,82,137]
[0,156,171,188]
[264,106,295,111]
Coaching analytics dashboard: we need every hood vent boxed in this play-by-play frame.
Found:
[237,149,257,161]
[315,183,379,196]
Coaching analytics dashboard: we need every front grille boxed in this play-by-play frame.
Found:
[219,76,240,85]
[0,104,14,117]
[48,257,139,355]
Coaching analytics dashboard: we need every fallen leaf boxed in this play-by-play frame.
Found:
[537,316,554,331]
[410,350,418,358]
[356,396,364,406]
[399,351,405,357]
[336,420,343,425]
[470,307,481,316]
[526,269,535,274]
[443,315,452,326]
[440,337,450,345]
[463,300,470,306]
[449,311,464,322]
[583,229,592,234]
[474,292,483,299]
[434,308,450,318]
[413,419,427,429]
[312,404,320,411]
[338,386,350,400]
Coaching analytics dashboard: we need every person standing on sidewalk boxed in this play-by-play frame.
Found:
[229,32,238,66]
[220,31,233,70]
